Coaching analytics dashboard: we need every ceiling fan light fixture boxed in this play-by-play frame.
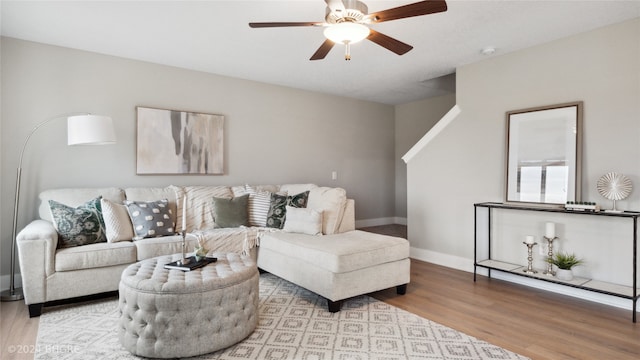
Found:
[323,22,370,44]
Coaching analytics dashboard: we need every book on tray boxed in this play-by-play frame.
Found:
[164,256,217,271]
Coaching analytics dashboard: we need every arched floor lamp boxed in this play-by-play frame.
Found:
[1,114,116,301]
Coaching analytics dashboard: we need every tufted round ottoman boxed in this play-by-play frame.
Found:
[118,252,259,358]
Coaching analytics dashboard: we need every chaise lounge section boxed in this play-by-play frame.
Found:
[258,230,410,312]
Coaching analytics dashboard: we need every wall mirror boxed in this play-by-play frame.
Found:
[505,101,582,205]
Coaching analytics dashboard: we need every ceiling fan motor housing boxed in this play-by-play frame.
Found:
[326,0,368,24]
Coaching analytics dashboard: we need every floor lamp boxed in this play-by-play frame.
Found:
[1,114,116,302]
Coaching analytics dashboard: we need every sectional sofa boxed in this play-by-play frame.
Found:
[17,183,410,317]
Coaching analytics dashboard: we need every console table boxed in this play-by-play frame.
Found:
[473,202,639,322]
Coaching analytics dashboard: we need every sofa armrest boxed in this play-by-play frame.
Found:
[16,220,58,305]
[337,199,355,233]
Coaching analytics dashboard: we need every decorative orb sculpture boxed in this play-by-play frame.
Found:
[597,172,632,212]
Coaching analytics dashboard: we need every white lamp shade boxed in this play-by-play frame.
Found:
[67,115,116,145]
[324,22,370,44]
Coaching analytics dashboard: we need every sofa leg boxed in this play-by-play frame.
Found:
[327,299,343,313]
[396,284,408,295]
[28,303,44,318]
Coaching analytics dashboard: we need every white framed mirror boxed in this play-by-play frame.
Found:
[505,101,583,205]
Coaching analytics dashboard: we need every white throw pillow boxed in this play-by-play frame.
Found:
[307,187,347,235]
[283,206,323,235]
[101,198,134,242]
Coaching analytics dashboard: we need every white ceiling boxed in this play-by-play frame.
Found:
[2,1,639,105]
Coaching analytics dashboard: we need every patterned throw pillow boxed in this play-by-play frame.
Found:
[288,190,310,208]
[49,197,107,248]
[266,193,287,229]
[266,191,310,229]
[212,194,250,228]
[124,199,175,240]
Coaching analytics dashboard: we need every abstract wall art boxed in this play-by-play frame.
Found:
[136,106,224,175]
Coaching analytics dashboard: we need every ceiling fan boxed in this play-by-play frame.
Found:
[249,0,447,61]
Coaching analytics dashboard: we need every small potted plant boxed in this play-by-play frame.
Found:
[193,238,209,262]
[547,252,584,281]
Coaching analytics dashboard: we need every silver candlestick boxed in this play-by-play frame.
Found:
[182,231,186,261]
[523,242,538,274]
[543,236,558,276]
[177,231,190,266]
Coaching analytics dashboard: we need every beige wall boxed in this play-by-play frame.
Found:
[407,18,639,301]
[394,94,456,221]
[0,37,396,277]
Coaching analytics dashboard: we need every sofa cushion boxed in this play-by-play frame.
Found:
[55,241,136,272]
[101,198,134,242]
[133,227,257,260]
[133,235,196,261]
[192,227,261,255]
[39,187,125,222]
[212,195,249,228]
[173,186,233,231]
[258,230,409,273]
[280,184,317,195]
[307,187,347,235]
[49,197,107,248]
[125,199,176,239]
[283,206,323,235]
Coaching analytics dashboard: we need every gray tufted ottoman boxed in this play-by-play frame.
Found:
[118,252,259,358]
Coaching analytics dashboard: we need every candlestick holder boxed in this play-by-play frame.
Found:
[177,231,190,266]
[543,236,558,276]
[523,242,538,274]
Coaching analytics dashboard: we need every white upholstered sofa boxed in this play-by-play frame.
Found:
[17,183,410,317]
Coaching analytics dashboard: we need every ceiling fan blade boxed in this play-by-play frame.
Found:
[310,39,335,60]
[249,22,323,28]
[325,0,346,13]
[368,0,447,23]
[367,29,413,55]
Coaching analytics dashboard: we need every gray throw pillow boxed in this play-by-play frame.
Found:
[125,199,175,240]
[212,194,249,228]
[49,196,107,248]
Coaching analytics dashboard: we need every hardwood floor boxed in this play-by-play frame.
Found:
[362,224,640,360]
[370,260,639,360]
[2,225,638,360]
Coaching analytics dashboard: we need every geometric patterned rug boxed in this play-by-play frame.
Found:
[36,273,529,360]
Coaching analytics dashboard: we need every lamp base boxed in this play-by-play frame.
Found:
[1,287,24,301]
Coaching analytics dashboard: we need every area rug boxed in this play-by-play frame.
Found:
[36,273,528,360]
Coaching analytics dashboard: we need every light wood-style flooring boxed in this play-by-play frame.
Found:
[1,224,638,360]
[362,224,640,360]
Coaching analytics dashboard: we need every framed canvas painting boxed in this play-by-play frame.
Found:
[136,106,224,175]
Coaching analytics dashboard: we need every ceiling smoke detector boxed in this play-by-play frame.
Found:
[481,47,496,55]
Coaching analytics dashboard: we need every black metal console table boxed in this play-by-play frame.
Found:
[474,202,639,322]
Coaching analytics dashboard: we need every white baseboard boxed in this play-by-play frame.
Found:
[410,247,474,272]
[355,217,407,228]
[410,247,634,312]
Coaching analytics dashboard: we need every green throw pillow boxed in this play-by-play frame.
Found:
[49,196,107,248]
[212,194,249,228]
